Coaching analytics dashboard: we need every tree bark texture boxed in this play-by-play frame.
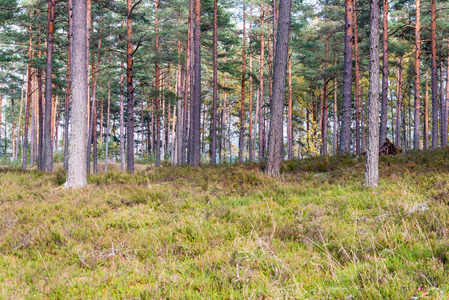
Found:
[365,0,380,187]
[340,0,354,154]
[380,0,388,145]
[43,0,56,172]
[414,0,421,149]
[265,0,292,176]
[431,0,438,148]
[64,0,88,189]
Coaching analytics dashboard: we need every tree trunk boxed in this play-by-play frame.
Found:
[43,0,56,172]
[431,0,437,148]
[189,0,202,166]
[155,0,161,167]
[265,0,292,176]
[37,23,44,170]
[440,61,447,147]
[126,0,136,171]
[23,15,33,170]
[248,8,254,162]
[104,80,111,172]
[380,0,388,145]
[424,70,429,148]
[333,55,339,155]
[287,50,293,160]
[258,4,265,161]
[64,0,72,171]
[211,0,218,164]
[395,56,403,146]
[64,0,88,188]
[120,69,126,171]
[340,0,354,153]
[354,0,361,154]
[365,0,380,187]
[239,1,247,163]
[414,0,421,149]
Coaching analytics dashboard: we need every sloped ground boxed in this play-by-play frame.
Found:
[1,148,449,299]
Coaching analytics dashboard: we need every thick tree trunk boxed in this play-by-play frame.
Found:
[64,0,88,188]
[189,0,202,166]
[340,0,354,153]
[414,0,421,149]
[258,4,265,161]
[431,0,437,148]
[365,0,380,187]
[265,0,292,176]
[43,0,56,172]
[380,0,388,145]
[395,56,403,146]
[239,1,247,163]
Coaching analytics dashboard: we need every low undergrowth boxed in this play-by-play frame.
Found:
[1,148,449,298]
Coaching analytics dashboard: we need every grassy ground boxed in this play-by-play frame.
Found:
[1,149,449,299]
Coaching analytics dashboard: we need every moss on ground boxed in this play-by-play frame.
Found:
[1,148,449,298]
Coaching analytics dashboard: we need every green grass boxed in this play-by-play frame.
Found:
[1,148,449,299]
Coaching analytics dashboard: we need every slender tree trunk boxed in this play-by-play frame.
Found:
[211,0,218,164]
[64,0,72,171]
[222,77,228,162]
[65,0,88,188]
[354,0,361,154]
[37,24,44,170]
[176,33,183,165]
[23,16,33,169]
[239,1,247,163]
[258,4,265,161]
[248,10,254,163]
[287,50,293,160]
[187,0,195,164]
[424,70,429,148]
[104,80,111,172]
[89,32,102,174]
[380,0,388,145]
[333,58,338,155]
[365,0,380,187]
[440,61,447,147]
[322,2,329,155]
[414,0,421,149]
[395,56,403,146]
[43,0,56,172]
[155,0,161,167]
[265,0,292,176]
[341,0,354,153]
[120,69,126,171]
[126,0,136,171]
[431,0,438,148]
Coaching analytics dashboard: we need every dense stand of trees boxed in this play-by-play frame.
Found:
[1,0,449,187]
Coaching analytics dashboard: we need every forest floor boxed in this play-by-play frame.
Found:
[1,149,449,299]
